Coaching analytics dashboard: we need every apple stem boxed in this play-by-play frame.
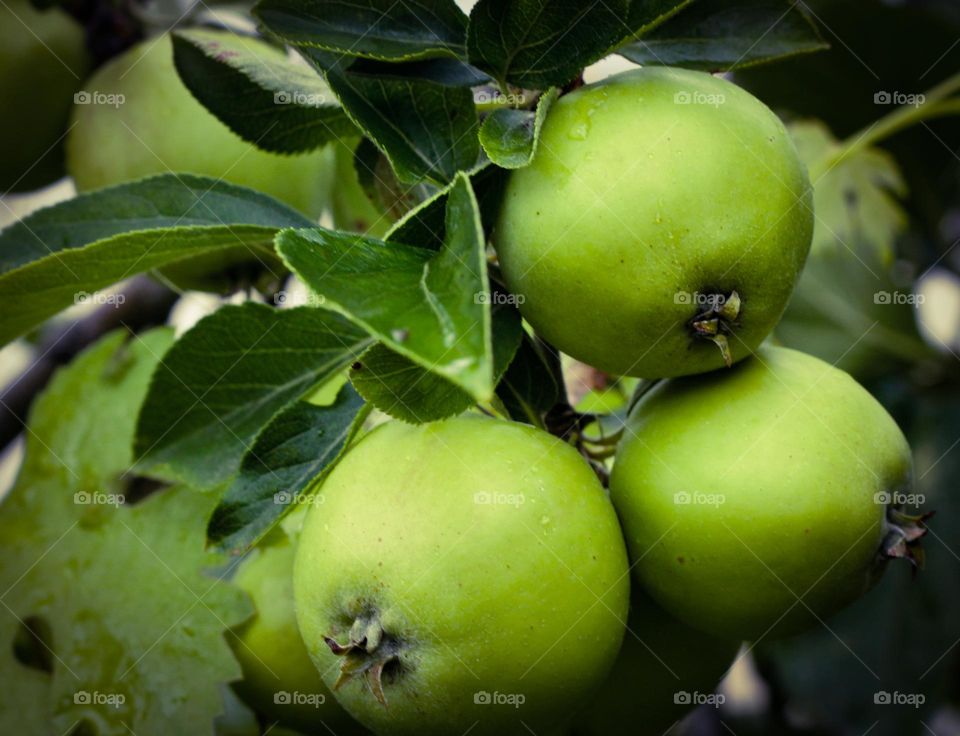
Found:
[688,290,741,366]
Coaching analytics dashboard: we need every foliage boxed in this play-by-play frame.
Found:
[2,1,959,732]
[0,6,825,552]
[0,331,250,735]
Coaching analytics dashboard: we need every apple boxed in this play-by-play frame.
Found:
[494,67,813,378]
[229,532,362,733]
[293,415,630,735]
[609,345,924,641]
[0,0,90,192]
[573,591,739,735]
[66,33,334,220]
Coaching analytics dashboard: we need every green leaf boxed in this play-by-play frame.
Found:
[467,0,628,88]
[466,0,688,89]
[775,120,928,377]
[792,120,906,261]
[305,49,480,185]
[206,384,368,554]
[134,303,373,488]
[385,183,450,251]
[254,0,468,62]
[349,343,472,422]
[0,329,250,735]
[496,333,563,424]
[172,28,357,154]
[353,137,432,223]
[277,172,494,400]
[330,137,396,238]
[776,243,930,379]
[625,0,695,31]
[478,88,558,169]
[385,161,507,250]
[347,57,491,86]
[349,301,522,422]
[619,0,827,72]
[0,174,311,347]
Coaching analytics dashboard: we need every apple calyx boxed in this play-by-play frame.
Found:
[324,615,401,708]
[689,290,741,367]
[881,505,933,570]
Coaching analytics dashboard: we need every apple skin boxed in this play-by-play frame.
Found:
[573,591,739,736]
[229,534,364,733]
[293,415,630,736]
[0,0,90,192]
[609,346,913,641]
[66,33,334,219]
[494,67,813,378]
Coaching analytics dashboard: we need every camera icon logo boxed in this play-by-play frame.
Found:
[274,491,293,505]
[74,91,91,105]
[874,91,892,104]
[674,91,691,104]
[274,91,292,105]
[274,690,292,704]
[674,691,692,705]
[673,491,691,505]
[74,691,92,705]
[474,691,492,705]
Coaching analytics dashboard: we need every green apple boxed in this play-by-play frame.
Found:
[293,415,630,735]
[494,67,814,378]
[66,33,334,220]
[230,532,362,733]
[610,346,923,641]
[573,592,739,736]
[0,0,90,192]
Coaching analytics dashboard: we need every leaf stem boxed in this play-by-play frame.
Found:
[809,71,960,179]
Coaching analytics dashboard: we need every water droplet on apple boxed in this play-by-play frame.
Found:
[568,122,589,141]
